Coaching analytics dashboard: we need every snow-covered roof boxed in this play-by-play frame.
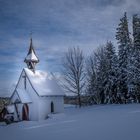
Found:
[24,38,39,63]
[16,88,32,103]
[25,49,39,62]
[24,68,64,97]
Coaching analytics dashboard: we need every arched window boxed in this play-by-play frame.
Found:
[51,102,54,113]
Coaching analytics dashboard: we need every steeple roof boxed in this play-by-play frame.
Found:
[24,38,39,63]
[24,38,39,72]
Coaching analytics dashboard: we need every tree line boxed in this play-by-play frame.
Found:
[62,13,140,107]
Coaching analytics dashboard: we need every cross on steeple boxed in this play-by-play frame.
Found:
[24,37,39,72]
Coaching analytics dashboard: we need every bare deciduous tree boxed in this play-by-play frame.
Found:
[62,47,85,107]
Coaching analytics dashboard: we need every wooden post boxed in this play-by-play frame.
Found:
[14,103,20,121]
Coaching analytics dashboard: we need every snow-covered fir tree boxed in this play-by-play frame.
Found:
[86,46,107,104]
[86,52,102,104]
[104,41,118,104]
[133,14,140,102]
[116,12,132,103]
[95,47,108,104]
[86,43,119,104]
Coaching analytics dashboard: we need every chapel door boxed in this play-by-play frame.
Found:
[22,104,29,121]
[51,102,54,113]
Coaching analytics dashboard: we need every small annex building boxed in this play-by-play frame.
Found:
[10,38,64,121]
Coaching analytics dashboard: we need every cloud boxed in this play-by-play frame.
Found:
[0,0,140,93]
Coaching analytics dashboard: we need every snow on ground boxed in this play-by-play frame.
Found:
[1,104,140,140]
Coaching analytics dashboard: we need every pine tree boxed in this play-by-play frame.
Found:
[133,14,140,102]
[86,54,101,104]
[104,41,118,103]
[116,12,131,103]
[86,43,118,104]
[86,46,107,104]
[95,47,108,104]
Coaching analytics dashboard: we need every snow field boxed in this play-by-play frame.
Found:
[1,104,140,140]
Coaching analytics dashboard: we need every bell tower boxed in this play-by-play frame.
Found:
[24,38,39,72]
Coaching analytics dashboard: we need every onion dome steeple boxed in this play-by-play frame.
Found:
[24,38,39,72]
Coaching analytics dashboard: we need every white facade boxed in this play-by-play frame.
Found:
[10,68,64,121]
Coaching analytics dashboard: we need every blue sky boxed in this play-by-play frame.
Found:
[0,0,140,95]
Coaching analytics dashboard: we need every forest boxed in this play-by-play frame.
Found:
[62,13,140,106]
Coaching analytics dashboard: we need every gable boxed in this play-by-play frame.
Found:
[11,68,65,102]
[10,69,37,103]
